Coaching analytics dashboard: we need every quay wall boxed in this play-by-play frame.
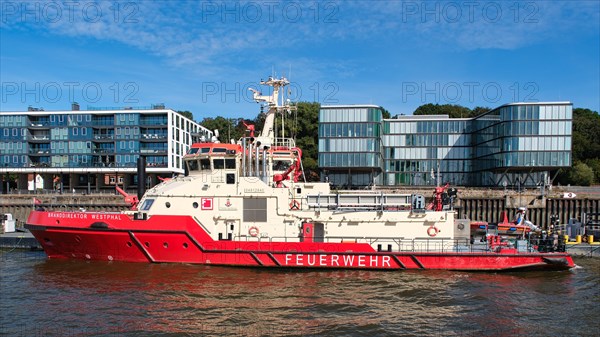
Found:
[0,194,128,227]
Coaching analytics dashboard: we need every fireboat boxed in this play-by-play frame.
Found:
[26,77,574,271]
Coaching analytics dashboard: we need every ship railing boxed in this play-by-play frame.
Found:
[272,138,296,149]
[234,235,303,243]
[230,235,547,254]
[306,193,412,211]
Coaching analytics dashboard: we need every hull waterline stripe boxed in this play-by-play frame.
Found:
[128,231,155,263]
[249,252,264,266]
[410,255,425,269]
[267,252,281,266]
[391,255,406,269]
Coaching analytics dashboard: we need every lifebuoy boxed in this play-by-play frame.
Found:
[289,199,300,210]
[248,226,259,237]
[427,226,439,237]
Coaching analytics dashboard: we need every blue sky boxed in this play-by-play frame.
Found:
[1,0,599,120]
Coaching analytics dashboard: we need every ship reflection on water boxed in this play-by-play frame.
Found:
[1,252,598,336]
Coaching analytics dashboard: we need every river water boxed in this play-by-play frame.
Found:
[1,250,598,337]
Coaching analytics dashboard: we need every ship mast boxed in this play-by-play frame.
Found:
[248,76,296,146]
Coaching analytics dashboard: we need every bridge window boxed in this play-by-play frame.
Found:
[200,159,210,170]
[187,160,199,171]
[140,199,154,210]
[225,158,236,169]
[214,158,225,169]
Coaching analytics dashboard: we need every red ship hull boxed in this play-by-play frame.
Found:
[26,211,575,271]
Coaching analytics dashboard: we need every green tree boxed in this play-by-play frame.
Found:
[199,117,251,143]
[569,108,600,185]
[283,102,320,180]
[177,110,194,121]
[380,107,391,119]
[572,108,600,161]
[585,158,600,184]
[412,104,492,118]
[413,103,472,118]
[566,162,595,186]
[471,106,492,117]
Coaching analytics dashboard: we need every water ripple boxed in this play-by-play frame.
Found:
[1,252,599,337]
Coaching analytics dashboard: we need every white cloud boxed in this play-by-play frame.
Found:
[2,1,598,78]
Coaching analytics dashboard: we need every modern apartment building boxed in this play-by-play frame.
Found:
[319,102,573,188]
[0,105,212,193]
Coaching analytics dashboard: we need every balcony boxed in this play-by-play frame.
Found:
[140,149,167,154]
[29,149,51,155]
[28,122,50,129]
[92,149,115,154]
[27,135,51,142]
[147,162,167,168]
[140,134,167,141]
[93,135,115,141]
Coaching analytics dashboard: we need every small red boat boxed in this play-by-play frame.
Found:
[26,77,574,271]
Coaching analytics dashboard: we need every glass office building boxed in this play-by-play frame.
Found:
[318,105,383,187]
[0,106,212,193]
[319,102,573,187]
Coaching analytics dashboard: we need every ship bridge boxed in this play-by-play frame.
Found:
[183,138,301,186]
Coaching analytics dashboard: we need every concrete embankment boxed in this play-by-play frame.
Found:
[0,231,41,250]
[0,193,128,228]
[566,244,600,258]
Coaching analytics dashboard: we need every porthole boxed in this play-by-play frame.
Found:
[126,242,132,247]
[165,202,171,208]
[163,242,169,248]
[193,202,198,209]
[145,242,150,248]
[183,242,188,249]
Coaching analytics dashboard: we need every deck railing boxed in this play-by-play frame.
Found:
[229,235,560,254]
